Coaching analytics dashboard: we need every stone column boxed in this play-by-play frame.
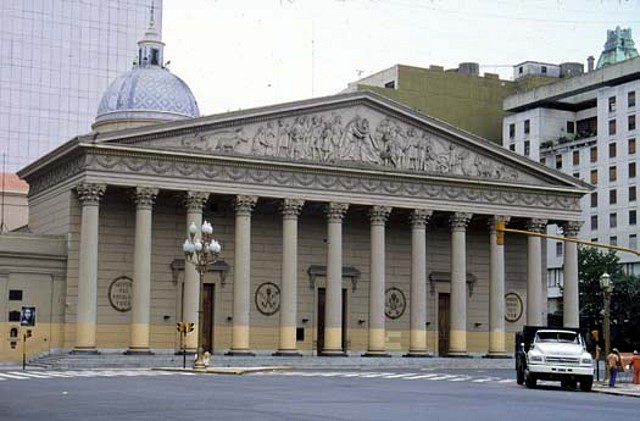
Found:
[364,206,391,357]
[487,216,509,357]
[127,187,158,355]
[183,191,209,352]
[229,195,257,355]
[73,183,106,354]
[449,212,472,357]
[526,218,547,326]
[323,202,349,356]
[406,209,432,357]
[563,221,582,328]
[275,198,304,356]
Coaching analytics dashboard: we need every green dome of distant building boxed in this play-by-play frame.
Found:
[596,26,639,69]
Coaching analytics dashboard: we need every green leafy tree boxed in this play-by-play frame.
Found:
[578,246,640,350]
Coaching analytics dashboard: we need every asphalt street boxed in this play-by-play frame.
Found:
[0,368,635,421]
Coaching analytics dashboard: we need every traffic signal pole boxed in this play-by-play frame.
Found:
[497,225,640,257]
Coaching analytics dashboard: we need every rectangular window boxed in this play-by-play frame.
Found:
[610,212,617,228]
[629,138,637,155]
[630,186,637,202]
[609,142,617,158]
[524,140,530,156]
[590,146,598,163]
[590,169,598,184]
[555,154,562,169]
[567,121,575,134]
[630,162,637,178]
[609,96,617,112]
[629,115,636,131]
[541,65,547,74]
[630,234,637,249]
[384,81,396,89]
[630,210,637,225]
[509,143,516,152]
[555,242,563,257]
[573,150,580,165]
[610,165,617,182]
[630,91,636,108]
[591,192,598,208]
[573,172,580,179]
[509,123,515,139]
[524,119,530,135]
[591,215,598,230]
[609,189,617,204]
[609,119,617,135]
[8,290,22,301]
[610,236,618,246]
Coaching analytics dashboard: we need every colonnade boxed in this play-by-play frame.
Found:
[71,183,581,356]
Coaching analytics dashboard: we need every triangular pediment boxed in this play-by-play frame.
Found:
[93,91,590,190]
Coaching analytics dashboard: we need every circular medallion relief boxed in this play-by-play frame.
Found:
[255,282,281,316]
[505,292,524,323]
[385,287,406,320]
[108,276,133,312]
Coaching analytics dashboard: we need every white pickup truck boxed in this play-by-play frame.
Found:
[515,327,594,392]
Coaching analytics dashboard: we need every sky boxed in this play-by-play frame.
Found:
[162,0,640,117]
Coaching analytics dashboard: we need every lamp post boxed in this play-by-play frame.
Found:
[599,272,613,383]
[183,221,221,369]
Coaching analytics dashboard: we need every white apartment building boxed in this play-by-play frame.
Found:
[504,50,640,315]
[0,0,163,172]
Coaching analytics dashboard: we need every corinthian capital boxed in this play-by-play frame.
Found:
[133,187,159,210]
[234,195,258,216]
[562,220,583,237]
[526,218,548,233]
[281,198,305,220]
[75,183,106,206]
[450,212,472,232]
[488,215,510,232]
[325,202,349,222]
[184,191,209,213]
[410,209,433,228]
[369,206,392,225]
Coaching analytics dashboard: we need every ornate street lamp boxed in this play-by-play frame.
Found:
[183,221,221,369]
[599,272,613,382]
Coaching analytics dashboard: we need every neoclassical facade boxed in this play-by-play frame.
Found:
[13,91,591,360]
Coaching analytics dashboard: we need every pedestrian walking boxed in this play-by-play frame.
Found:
[631,350,640,385]
[607,348,622,387]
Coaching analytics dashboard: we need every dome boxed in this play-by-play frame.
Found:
[93,5,199,131]
[94,66,200,127]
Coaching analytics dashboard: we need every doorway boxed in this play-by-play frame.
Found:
[438,293,450,356]
[316,288,347,354]
[202,283,215,353]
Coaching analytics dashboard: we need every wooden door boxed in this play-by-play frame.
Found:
[202,283,215,353]
[316,288,347,354]
[438,293,450,356]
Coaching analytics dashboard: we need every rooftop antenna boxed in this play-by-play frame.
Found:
[0,152,7,234]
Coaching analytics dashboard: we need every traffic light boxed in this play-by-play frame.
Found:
[495,220,505,245]
[176,322,185,333]
[187,322,195,332]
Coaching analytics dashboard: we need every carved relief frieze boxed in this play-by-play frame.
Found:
[172,109,525,183]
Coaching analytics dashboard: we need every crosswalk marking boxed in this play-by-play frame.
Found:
[0,369,188,383]
[253,371,512,385]
[0,372,30,380]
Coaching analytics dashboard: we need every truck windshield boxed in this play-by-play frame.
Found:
[536,332,578,343]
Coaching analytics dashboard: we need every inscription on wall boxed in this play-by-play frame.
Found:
[505,292,524,323]
[108,276,133,313]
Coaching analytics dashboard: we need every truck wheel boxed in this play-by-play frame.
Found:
[525,371,537,389]
[580,378,593,392]
[516,368,524,385]
[560,380,569,389]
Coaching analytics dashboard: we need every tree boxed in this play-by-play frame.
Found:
[578,246,640,351]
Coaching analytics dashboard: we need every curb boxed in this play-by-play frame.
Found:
[152,366,294,375]
[592,386,640,398]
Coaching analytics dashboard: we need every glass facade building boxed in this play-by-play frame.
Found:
[0,0,163,172]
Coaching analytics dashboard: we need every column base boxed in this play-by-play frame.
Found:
[124,348,154,355]
[403,352,433,358]
[482,353,512,359]
[319,350,348,357]
[362,351,391,358]
[273,351,302,357]
[70,348,99,355]
[225,350,255,357]
[443,352,472,358]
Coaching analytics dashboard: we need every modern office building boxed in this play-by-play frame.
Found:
[0,0,163,172]
[344,63,559,145]
[503,28,640,315]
